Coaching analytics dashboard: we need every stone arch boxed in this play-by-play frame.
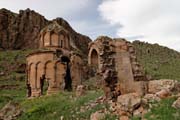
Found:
[64,35,70,49]
[59,33,64,48]
[55,61,66,90]
[44,60,52,73]
[44,32,50,46]
[29,63,36,89]
[36,62,44,89]
[45,61,54,88]
[88,48,99,69]
[70,55,83,88]
[58,31,70,49]
[60,56,72,91]
[27,63,33,84]
[39,33,44,48]
[51,32,59,46]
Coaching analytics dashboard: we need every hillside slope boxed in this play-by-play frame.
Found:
[133,40,180,80]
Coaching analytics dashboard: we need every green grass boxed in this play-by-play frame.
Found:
[133,41,180,81]
[0,50,36,75]
[19,90,104,120]
[0,79,26,108]
[144,97,180,120]
[0,76,117,120]
[131,97,180,120]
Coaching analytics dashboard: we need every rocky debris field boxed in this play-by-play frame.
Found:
[89,79,180,120]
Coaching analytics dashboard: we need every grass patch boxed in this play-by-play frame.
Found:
[133,41,180,81]
[0,78,26,108]
[19,90,104,120]
[144,97,180,120]
[0,50,35,75]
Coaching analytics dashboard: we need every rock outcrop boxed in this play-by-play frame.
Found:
[107,79,180,119]
[90,111,105,120]
[76,85,86,97]
[0,8,48,49]
[0,8,91,55]
[109,93,148,119]
[172,97,180,109]
[148,79,180,95]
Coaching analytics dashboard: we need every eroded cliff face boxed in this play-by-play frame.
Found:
[0,8,91,55]
[0,8,16,49]
[0,8,48,49]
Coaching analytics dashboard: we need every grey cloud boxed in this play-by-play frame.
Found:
[99,0,180,51]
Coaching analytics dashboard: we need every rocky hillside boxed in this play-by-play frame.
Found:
[0,8,91,55]
[133,40,180,80]
[0,8,48,49]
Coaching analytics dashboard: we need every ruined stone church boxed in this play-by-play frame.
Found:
[26,21,84,97]
[26,21,147,98]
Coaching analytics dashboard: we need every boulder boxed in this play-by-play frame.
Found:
[90,111,105,120]
[133,106,144,117]
[117,93,141,112]
[148,79,179,94]
[172,97,180,109]
[143,94,161,102]
[119,115,129,120]
[76,85,86,97]
[155,89,171,99]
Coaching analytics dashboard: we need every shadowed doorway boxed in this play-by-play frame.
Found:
[61,56,72,91]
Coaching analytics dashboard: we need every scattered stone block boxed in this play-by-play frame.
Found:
[90,111,105,120]
[172,97,180,109]
[76,85,86,97]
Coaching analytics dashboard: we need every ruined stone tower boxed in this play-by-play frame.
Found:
[88,36,147,98]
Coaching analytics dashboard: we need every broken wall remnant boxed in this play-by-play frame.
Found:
[26,21,84,97]
[88,36,147,99]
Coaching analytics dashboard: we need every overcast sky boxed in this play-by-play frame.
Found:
[0,0,180,51]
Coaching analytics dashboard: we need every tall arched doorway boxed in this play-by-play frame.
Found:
[90,49,99,68]
[61,56,72,91]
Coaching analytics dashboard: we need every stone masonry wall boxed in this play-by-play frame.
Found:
[88,36,147,100]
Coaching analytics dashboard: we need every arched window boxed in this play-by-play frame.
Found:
[59,39,63,48]
[61,40,63,48]
[90,49,99,68]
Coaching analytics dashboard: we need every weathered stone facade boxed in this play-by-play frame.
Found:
[39,21,70,50]
[26,21,84,97]
[88,36,147,99]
